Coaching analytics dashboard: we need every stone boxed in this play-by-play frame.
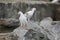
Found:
[0,18,19,28]
[24,29,49,40]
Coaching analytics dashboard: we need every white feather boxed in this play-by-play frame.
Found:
[51,0,58,3]
[24,8,36,21]
[18,11,27,27]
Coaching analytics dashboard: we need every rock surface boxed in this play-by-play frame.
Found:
[8,21,49,40]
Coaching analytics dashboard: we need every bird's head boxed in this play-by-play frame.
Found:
[32,8,36,11]
[18,11,23,15]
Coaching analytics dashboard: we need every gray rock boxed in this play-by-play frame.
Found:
[0,18,19,28]
[6,32,18,40]
[24,29,49,40]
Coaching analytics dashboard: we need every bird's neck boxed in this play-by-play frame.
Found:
[32,9,35,11]
[31,9,36,13]
[21,13,24,16]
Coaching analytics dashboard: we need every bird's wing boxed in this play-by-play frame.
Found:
[24,10,31,17]
[24,12,28,17]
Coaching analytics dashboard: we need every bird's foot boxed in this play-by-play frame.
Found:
[20,26,23,29]
[28,19,32,21]
[28,19,31,21]
[19,25,23,29]
[30,19,32,21]
[23,26,25,29]
[20,26,25,29]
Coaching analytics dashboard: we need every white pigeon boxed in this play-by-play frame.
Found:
[40,17,53,29]
[24,8,36,21]
[51,0,59,3]
[18,11,28,28]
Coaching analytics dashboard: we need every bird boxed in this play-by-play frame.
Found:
[51,0,59,3]
[18,11,28,28]
[24,8,36,21]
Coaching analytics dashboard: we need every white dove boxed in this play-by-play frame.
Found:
[51,0,59,3]
[24,8,36,21]
[18,11,28,28]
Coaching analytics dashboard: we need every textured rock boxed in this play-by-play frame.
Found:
[25,29,49,40]
[6,33,18,40]
[3,21,60,40]
[11,21,49,40]
[0,18,19,28]
[12,27,28,40]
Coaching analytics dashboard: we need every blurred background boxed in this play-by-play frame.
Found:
[0,0,60,40]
